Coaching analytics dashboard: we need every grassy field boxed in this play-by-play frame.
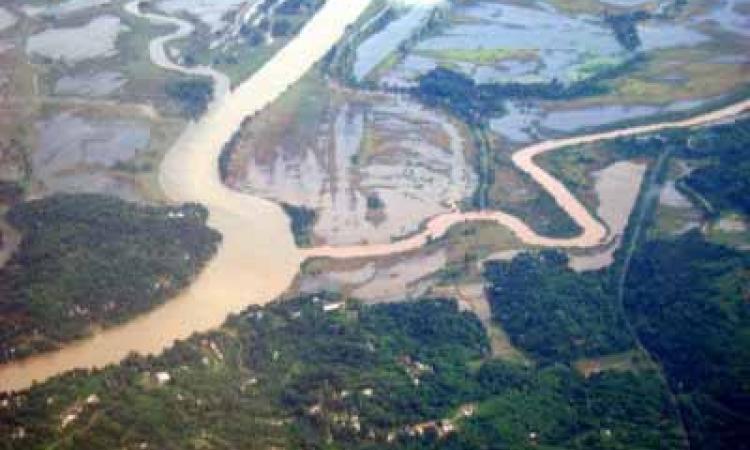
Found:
[414,48,537,66]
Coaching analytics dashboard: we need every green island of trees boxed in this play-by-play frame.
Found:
[0,194,221,363]
[165,79,215,119]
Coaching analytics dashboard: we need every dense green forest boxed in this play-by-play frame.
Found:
[0,194,221,362]
[0,297,683,449]
[679,119,750,216]
[624,232,750,450]
[484,250,634,364]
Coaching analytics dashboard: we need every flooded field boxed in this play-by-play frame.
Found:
[652,160,703,236]
[569,161,646,271]
[490,98,715,141]
[659,180,692,208]
[696,0,750,37]
[353,4,434,81]
[231,84,476,245]
[33,112,150,199]
[22,0,112,18]
[296,249,446,303]
[365,0,749,144]
[157,0,249,32]
[54,71,127,97]
[26,15,129,64]
[0,7,16,32]
[373,0,711,87]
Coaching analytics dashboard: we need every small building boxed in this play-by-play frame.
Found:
[153,371,171,385]
[323,302,344,312]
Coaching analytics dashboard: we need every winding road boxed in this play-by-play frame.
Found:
[0,0,748,392]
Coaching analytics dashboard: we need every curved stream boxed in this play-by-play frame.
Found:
[122,1,231,98]
[0,0,748,391]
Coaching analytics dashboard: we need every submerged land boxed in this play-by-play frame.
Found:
[0,0,748,448]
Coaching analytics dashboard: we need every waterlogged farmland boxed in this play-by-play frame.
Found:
[226,76,477,246]
[350,0,749,141]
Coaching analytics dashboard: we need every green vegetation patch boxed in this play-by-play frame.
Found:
[624,232,750,449]
[281,202,318,247]
[0,194,221,362]
[415,48,537,66]
[484,250,634,364]
[165,78,214,119]
[1,296,684,449]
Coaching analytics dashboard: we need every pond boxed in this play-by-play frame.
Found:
[353,5,434,81]
[26,15,128,64]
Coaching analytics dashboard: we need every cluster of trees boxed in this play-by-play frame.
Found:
[165,78,214,119]
[604,10,650,51]
[680,118,750,215]
[219,129,242,182]
[2,296,684,449]
[414,59,642,123]
[611,116,750,216]
[280,202,317,247]
[624,232,750,449]
[0,194,221,362]
[484,250,634,364]
[414,68,506,123]
[240,0,324,46]
[275,0,324,15]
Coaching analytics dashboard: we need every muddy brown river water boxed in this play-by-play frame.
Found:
[0,0,748,391]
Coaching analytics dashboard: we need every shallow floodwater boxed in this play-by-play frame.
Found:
[696,0,750,37]
[382,0,713,86]
[26,15,128,64]
[241,96,476,245]
[659,180,693,208]
[353,6,433,81]
[23,0,112,17]
[55,71,126,97]
[34,113,150,174]
[390,2,625,85]
[598,0,649,5]
[569,161,646,272]
[0,7,16,32]
[157,0,249,32]
[491,98,711,141]
[297,250,447,303]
